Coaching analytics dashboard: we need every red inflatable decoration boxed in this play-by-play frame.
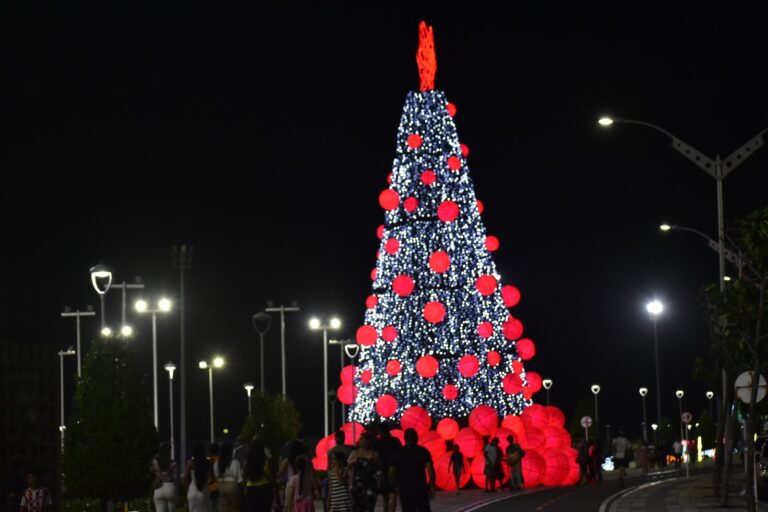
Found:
[515,338,535,360]
[494,427,515,453]
[460,143,470,157]
[400,406,432,433]
[522,404,550,430]
[511,360,523,375]
[418,430,446,463]
[375,394,397,417]
[475,275,498,296]
[502,373,523,394]
[521,450,546,487]
[381,325,398,342]
[469,405,498,436]
[543,427,568,450]
[521,427,545,450]
[340,422,365,445]
[545,406,566,428]
[340,365,356,383]
[541,450,570,486]
[437,200,459,222]
[404,197,418,212]
[434,452,470,491]
[436,418,459,440]
[476,321,493,338]
[446,102,457,117]
[379,189,400,210]
[389,429,405,445]
[336,384,357,405]
[447,155,461,171]
[423,301,446,323]
[421,169,436,185]
[476,199,484,214]
[365,295,378,309]
[356,325,377,346]
[416,355,439,378]
[428,251,450,273]
[387,172,393,184]
[454,427,483,458]
[442,384,458,400]
[360,369,372,384]
[502,285,521,307]
[386,360,401,376]
[485,235,499,252]
[486,350,501,366]
[503,317,524,340]
[526,371,543,393]
[385,238,400,254]
[407,133,423,148]
[392,274,415,297]
[470,454,509,488]
[370,268,377,281]
[501,415,526,444]
[377,225,384,240]
[458,354,479,378]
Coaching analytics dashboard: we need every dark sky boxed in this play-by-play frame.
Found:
[3,4,767,447]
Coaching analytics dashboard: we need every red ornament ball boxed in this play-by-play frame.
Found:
[387,172,393,184]
[392,274,415,297]
[485,235,499,252]
[418,430,446,463]
[384,238,400,254]
[356,325,377,346]
[386,360,401,376]
[526,371,543,393]
[477,200,484,214]
[416,355,439,378]
[336,384,358,405]
[365,295,378,309]
[378,189,400,210]
[421,169,436,185]
[423,301,446,323]
[516,338,535,360]
[437,418,459,441]
[503,317,524,340]
[340,365,356,384]
[375,394,397,417]
[442,384,458,400]
[458,354,479,378]
[407,133,423,149]
[487,351,501,366]
[460,143,470,157]
[381,325,398,342]
[360,369,372,385]
[469,405,499,436]
[503,373,523,394]
[511,359,524,375]
[454,427,483,458]
[376,225,384,240]
[370,268,377,281]
[437,201,459,222]
[476,321,493,338]
[521,450,546,487]
[447,155,461,171]
[428,251,450,273]
[502,285,521,307]
[475,275,498,296]
[404,196,418,212]
[400,405,432,433]
[446,102,457,117]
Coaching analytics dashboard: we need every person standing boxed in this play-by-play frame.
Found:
[505,436,525,491]
[447,445,464,495]
[389,429,435,512]
[216,442,243,512]
[208,443,221,512]
[19,470,51,512]
[243,440,273,512]
[327,452,352,512]
[151,443,179,512]
[373,425,402,512]
[185,442,216,512]
[285,456,317,512]
[612,430,630,486]
[482,438,499,492]
[347,433,380,512]
[672,440,683,468]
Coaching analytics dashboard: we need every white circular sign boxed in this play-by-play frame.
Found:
[734,372,767,404]
[681,412,692,423]
[580,416,593,428]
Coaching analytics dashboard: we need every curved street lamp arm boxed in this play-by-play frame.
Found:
[667,225,744,273]
[721,127,768,179]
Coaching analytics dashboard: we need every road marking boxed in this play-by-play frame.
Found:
[598,478,679,512]
[457,487,548,512]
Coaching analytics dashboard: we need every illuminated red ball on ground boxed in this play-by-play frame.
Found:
[545,406,567,428]
[336,384,357,405]
[487,350,501,366]
[502,285,521,307]
[447,155,461,171]
[526,371,543,393]
[470,452,509,488]
[384,238,400,254]
[419,430,447,463]
[442,384,458,400]
[477,200,484,214]
[446,102,457,117]
[392,274,415,297]
[455,427,483,458]
[495,427,514,453]
[458,354,480,378]
[379,189,400,210]
[522,404,550,431]
[475,275,498,296]
[485,235,499,252]
[437,201,459,222]
[376,225,384,240]
[423,301,446,323]
[416,355,439,378]
[477,321,493,338]
[375,394,397,417]
[516,338,535,360]
[502,415,525,439]
[503,373,523,394]
[381,325,398,342]
[404,197,418,212]
[437,418,460,440]
[421,169,436,185]
[407,133,423,148]
[460,143,470,157]
[503,317,524,340]
[386,360,401,376]
[469,405,499,436]
[400,406,432,433]
[340,364,356,384]
[429,251,450,273]
[365,295,378,309]
[521,426,546,450]
[521,449,546,487]
[542,450,571,486]
[435,452,470,491]
[356,325,377,346]
[360,369,372,384]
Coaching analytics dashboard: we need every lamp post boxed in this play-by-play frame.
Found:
[252,312,272,393]
[58,346,76,452]
[591,384,601,428]
[646,300,664,437]
[244,383,254,415]
[136,298,173,429]
[60,307,95,377]
[676,389,685,441]
[651,423,658,445]
[199,357,225,443]
[164,362,176,459]
[265,301,300,396]
[542,379,553,406]
[172,243,192,465]
[89,264,113,335]
[111,280,145,336]
[309,317,342,437]
[639,387,649,442]
[706,390,715,422]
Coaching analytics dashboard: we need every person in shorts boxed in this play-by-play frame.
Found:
[612,429,630,485]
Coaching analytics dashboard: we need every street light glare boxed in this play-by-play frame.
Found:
[213,357,225,368]
[591,384,601,394]
[101,326,112,337]
[676,389,684,398]
[651,423,658,431]
[158,298,172,311]
[135,299,148,312]
[646,300,663,316]
[723,275,732,282]
[639,387,648,396]
[330,317,341,329]
[198,361,208,369]
[659,224,671,231]
[598,116,614,127]
[244,383,254,392]
[706,391,714,399]
[309,318,321,330]
[120,325,133,337]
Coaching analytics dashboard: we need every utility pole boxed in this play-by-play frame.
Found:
[173,244,193,463]
[265,301,300,396]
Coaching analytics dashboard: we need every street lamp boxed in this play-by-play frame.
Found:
[659,224,744,277]
[110,280,145,336]
[591,384,601,427]
[309,317,342,437]
[542,379,553,406]
[199,357,225,443]
[252,312,272,393]
[639,387,649,442]
[90,264,113,332]
[676,389,685,441]
[244,383,254,415]
[646,299,664,437]
[706,391,715,421]
[265,301,300,396]
[60,306,95,378]
[57,346,76,452]
[135,298,173,429]
[651,423,659,444]
[164,361,176,459]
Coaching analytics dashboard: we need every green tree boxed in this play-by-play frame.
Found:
[61,336,158,503]
[567,397,594,441]
[239,391,301,456]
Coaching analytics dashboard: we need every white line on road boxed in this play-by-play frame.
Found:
[598,478,679,512]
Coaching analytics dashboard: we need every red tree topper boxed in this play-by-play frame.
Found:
[416,21,437,92]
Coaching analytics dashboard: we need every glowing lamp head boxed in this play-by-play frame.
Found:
[344,343,359,359]
[120,325,133,337]
[330,317,341,329]
[706,391,714,399]
[90,264,113,295]
[309,318,321,330]
[244,383,254,395]
[660,224,672,232]
[101,326,112,337]
[675,389,684,399]
[724,275,732,282]
[651,423,658,431]
[591,384,601,395]
[213,357,225,368]
[158,298,172,312]
[135,299,148,312]
[646,300,663,316]
[164,361,176,379]
[598,116,614,127]
[639,387,648,397]
[542,379,553,390]
[198,361,208,369]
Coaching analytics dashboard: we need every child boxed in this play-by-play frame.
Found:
[20,470,52,512]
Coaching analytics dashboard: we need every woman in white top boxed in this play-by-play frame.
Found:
[215,442,243,512]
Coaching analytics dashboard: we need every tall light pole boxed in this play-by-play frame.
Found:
[676,389,685,441]
[646,300,664,437]
[309,317,342,437]
[591,384,601,428]
[252,312,272,393]
[60,307,95,378]
[90,264,113,335]
[265,301,300,396]
[58,346,76,452]
[136,298,173,429]
[164,361,176,460]
[110,280,145,336]
[706,390,715,422]
[244,383,254,415]
[639,387,649,442]
[199,357,225,443]
[172,244,192,464]
[542,379,553,406]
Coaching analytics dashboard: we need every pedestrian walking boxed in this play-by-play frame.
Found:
[348,433,380,512]
[285,456,317,512]
[327,452,352,512]
[505,436,525,491]
[151,442,179,512]
[209,443,221,512]
[185,442,216,512]
[216,442,243,512]
[389,429,435,512]
[672,440,682,467]
[243,440,273,512]
[447,445,464,494]
[19,470,51,512]
[612,430,630,486]
[373,424,402,512]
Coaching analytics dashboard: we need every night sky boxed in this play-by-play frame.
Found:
[3,4,767,447]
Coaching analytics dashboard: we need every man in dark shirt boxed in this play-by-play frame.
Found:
[389,428,435,512]
[373,424,403,512]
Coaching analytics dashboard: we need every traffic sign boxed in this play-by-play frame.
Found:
[681,412,692,423]
[581,416,593,428]
[734,372,767,404]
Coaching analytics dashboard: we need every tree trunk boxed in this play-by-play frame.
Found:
[713,362,726,497]
[722,398,735,506]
